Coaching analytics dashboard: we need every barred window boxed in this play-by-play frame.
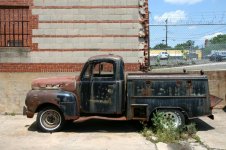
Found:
[0,6,30,47]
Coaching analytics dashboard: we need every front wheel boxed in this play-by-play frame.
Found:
[37,106,65,132]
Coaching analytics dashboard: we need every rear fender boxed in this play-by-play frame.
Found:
[149,107,188,120]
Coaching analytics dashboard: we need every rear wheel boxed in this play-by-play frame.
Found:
[157,109,185,128]
[37,106,65,132]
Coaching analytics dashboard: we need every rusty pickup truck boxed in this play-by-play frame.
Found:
[23,55,216,132]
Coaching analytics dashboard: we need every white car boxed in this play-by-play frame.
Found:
[158,52,169,60]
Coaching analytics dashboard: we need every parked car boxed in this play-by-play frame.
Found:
[208,51,226,62]
[158,51,169,60]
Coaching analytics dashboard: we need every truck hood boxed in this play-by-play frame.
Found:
[31,76,78,92]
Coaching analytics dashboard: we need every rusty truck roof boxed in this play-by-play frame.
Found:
[88,54,123,62]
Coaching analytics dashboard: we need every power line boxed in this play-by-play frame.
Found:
[149,11,226,48]
[149,11,226,25]
[163,26,226,37]
[150,24,226,26]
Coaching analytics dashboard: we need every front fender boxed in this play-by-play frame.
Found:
[25,90,79,120]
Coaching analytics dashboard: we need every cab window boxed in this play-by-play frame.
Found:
[92,62,115,80]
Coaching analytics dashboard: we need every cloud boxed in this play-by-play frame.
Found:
[164,0,203,5]
[202,32,223,40]
[188,26,197,30]
[154,10,186,23]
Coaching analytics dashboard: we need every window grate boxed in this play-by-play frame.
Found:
[0,6,30,47]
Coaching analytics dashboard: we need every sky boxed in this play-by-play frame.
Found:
[148,0,226,48]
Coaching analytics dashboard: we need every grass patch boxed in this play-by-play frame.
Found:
[4,112,16,116]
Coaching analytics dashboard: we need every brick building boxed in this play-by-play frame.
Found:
[0,0,149,113]
[0,0,149,72]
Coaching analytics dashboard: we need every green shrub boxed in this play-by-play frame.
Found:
[141,112,199,143]
[151,112,181,143]
[191,60,196,65]
[185,123,197,136]
[4,112,16,116]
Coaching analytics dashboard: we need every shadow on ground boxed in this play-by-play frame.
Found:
[27,121,38,132]
[223,106,226,112]
[27,117,215,133]
[27,118,143,133]
[192,118,214,131]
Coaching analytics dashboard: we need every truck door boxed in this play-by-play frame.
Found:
[80,61,121,114]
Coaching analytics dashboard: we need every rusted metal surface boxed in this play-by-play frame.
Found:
[75,116,127,123]
[32,76,77,92]
[24,89,79,120]
[209,94,223,108]
[88,54,123,62]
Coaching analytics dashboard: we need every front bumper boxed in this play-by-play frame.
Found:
[23,106,34,118]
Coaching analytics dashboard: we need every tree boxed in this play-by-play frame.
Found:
[174,40,195,50]
[153,43,171,49]
[204,34,226,54]
[209,34,226,44]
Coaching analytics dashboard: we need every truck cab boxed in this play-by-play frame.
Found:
[24,55,127,132]
[78,55,125,115]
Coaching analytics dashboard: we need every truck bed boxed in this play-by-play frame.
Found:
[126,72,211,121]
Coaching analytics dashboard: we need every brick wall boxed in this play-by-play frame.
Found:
[0,0,33,6]
[0,63,139,72]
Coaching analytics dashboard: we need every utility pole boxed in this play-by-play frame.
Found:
[165,19,168,49]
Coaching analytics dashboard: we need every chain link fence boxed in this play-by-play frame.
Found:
[149,25,226,66]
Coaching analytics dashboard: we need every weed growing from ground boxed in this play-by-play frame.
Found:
[141,112,199,143]
[4,112,16,116]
